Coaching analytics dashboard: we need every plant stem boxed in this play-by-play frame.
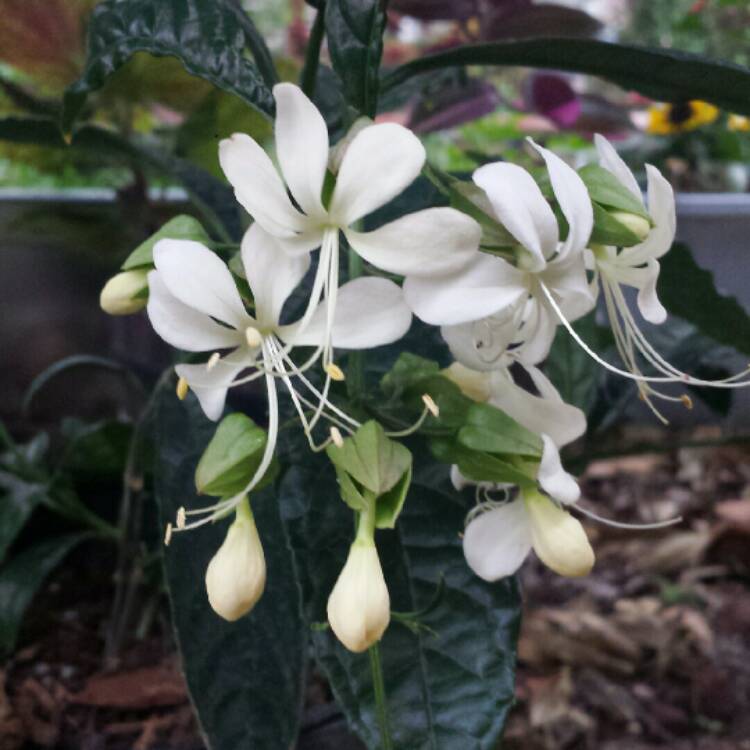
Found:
[300,2,327,98]
[368,643,393,750]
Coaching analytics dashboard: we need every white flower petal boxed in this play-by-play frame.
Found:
[542,252,596,324]
[473,161,557,269]
[443,362,493,402]
[441,318,516,372]
[514,299,558,365]
[537,434,580,505]
[147,272,244,352]
[329,123,425,225]
[219,132,308,237]
[241,223,311,329]
[175,350,250,422]
[525,492,594,577]
[278,277,411,349]
[621,164,676,266]
[594,133,643,204]
[530,139,593,259]
[153,239,249,329]
[403,252,527,326]
[345,207,480,279]
[273,83,329,221]
[636,259,667,324]
[488,368,586,448]
[463,502,533,581]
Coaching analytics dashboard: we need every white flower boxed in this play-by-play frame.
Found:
[219,82,481,372]
[590,134,676,325]
[327,539,390,653]
[100,269,149,315]
[205,499,266,621]
[463,488,594,580]
[404,140,595,366]
[146,226,411,528]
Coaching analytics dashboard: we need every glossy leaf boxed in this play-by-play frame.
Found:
[325,0,386,116]
[578,165,650,220]
[154,387,306,750]
[122,215,211,270]
[0,471,49,563]
[659,243,750,358]
[283,441,521,749]
[0,533,89,656]
[63,0,275,132]
[382,39,750,117]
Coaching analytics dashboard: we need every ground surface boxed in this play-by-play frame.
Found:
[3,438,750,750]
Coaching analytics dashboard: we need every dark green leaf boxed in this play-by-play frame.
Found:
[59,419,133,478]
[284,443,521,749]
[122,215,211,270]
[382,39,750,117]
[544,312,604,414]
[380,353,441,400]
[63,0,275,132]
[659,243,750,357]
[325,0,386,116]
[154,387,306,750]
[0,534,89,656]
[0,472,49,563]
[590,203,642,247]
[195,413,272,497]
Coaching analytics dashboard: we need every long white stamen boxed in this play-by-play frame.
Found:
[541,281,750,389]
[572,502,682,530]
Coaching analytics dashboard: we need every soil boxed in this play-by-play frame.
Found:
[3,438,750,750]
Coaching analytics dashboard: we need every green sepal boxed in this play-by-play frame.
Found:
[326,420,412,496]
[195,413,275,497]
[333,465,366,512]
[121,215,211,270]
[458,403,543,457]
[430,438,537,489]
[375,464,411,530]
[380,353,441,400]
[589,202,642,247]
[577,164,650,221]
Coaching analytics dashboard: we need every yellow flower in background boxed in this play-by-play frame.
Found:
[728,114,750,132]
[647,100,719,135]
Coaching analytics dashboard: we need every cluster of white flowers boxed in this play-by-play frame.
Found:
[106,83,749,652]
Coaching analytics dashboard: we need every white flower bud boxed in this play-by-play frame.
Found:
[327,540,390,653]
[524,492,594,577]
[609,211,651,242]
[442,362,491,403]
[205,503,266,621]
[100,269,149,315]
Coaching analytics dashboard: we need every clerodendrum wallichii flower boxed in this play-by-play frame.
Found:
[105,78,750,640]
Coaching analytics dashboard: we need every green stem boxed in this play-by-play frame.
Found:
[300,2,327,98]
[368,642,393,750]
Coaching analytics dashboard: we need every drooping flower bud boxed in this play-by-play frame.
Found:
[205,498,266,621]
[608,210,651,242]
[99,269,149,315]
[327,537,390,653]
[442,362,491,403]
[524,490,594,577]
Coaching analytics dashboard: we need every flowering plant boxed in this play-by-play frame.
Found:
[17,1,750,747]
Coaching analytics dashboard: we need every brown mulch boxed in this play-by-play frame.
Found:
[4,438,750,749]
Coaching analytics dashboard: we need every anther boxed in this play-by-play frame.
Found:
[245,326,262,348]
[176,376,189,400]
[206,352,221,371]
[176,507,187,529]
[422,394,440,418]
[164,522,173,546]
[330,426,344,448]
[325,363,345,381]
[681,394,694,410]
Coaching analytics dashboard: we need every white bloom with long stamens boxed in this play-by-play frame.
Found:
[404,140,595,366]
[463,488,594,580]
[218,83,481,372]
[146,226,411,531]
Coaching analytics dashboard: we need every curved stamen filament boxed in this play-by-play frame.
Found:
[572,502,682,530]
